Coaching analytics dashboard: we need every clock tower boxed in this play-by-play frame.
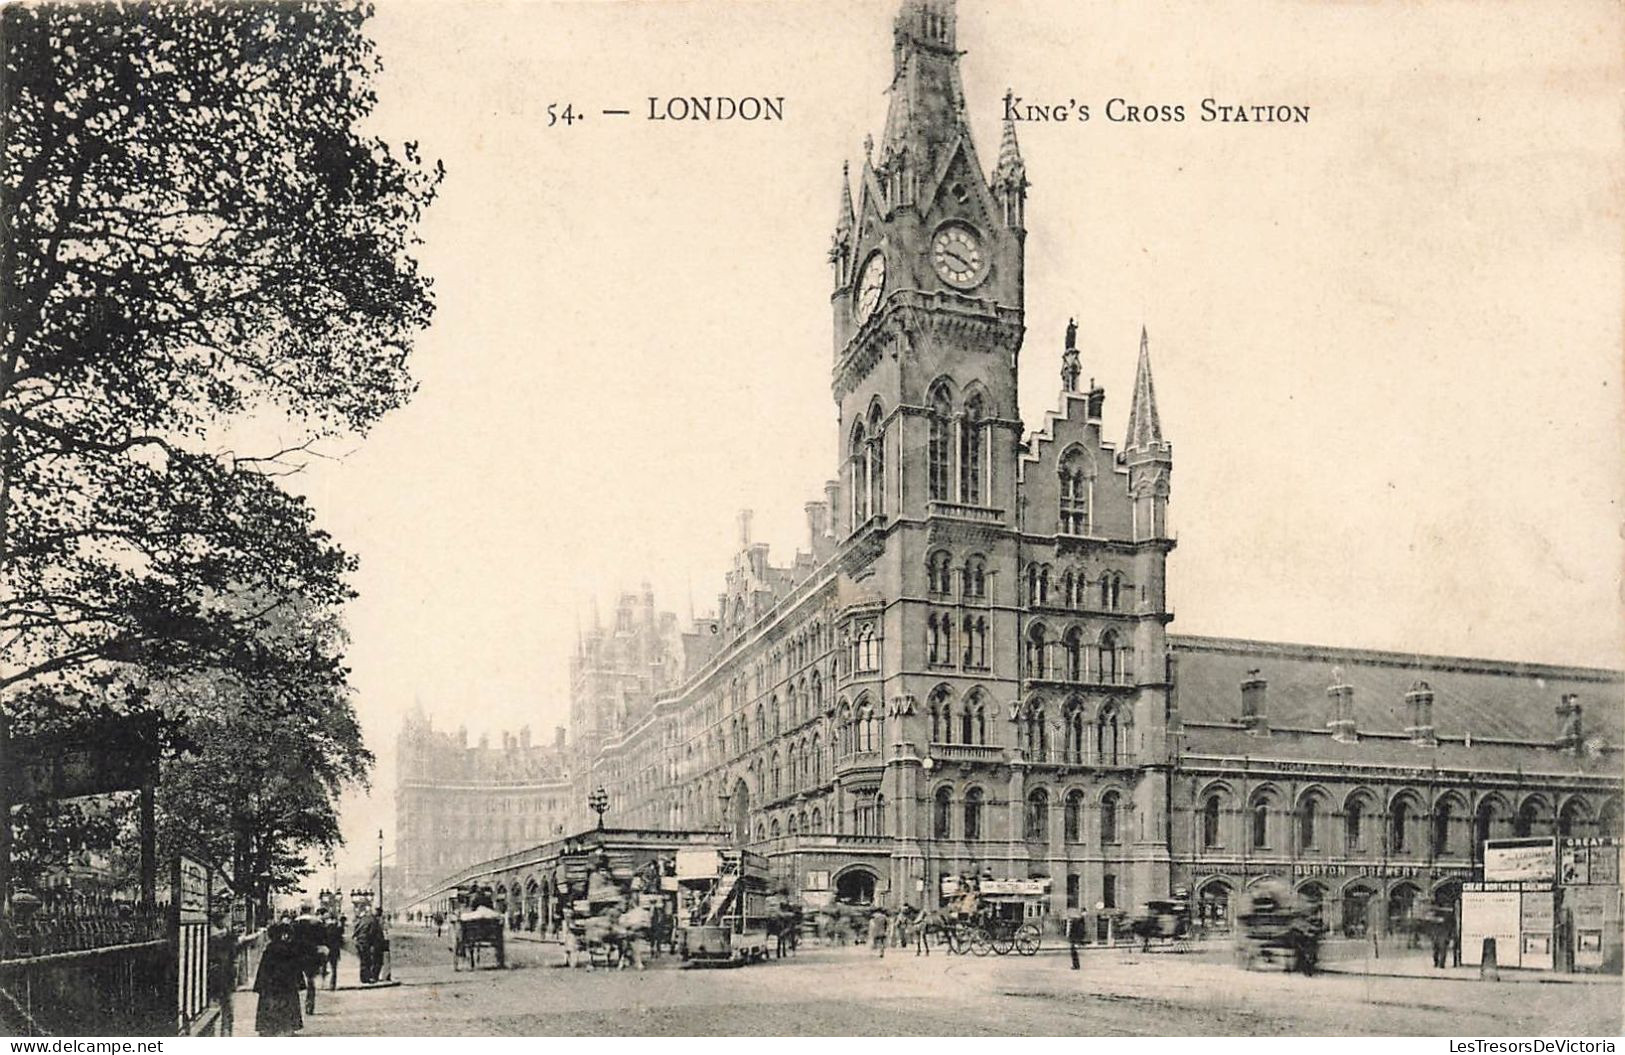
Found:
[829,0,1028,531]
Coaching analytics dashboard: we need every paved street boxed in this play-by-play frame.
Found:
[234,930,1623,1036]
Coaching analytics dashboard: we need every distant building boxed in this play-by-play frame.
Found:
[393,708,569,898]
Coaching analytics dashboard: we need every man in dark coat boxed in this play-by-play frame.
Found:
[254,923,305,1037]
[354,907,386,984]
[325,915,345,990]
[290,909,326,1014]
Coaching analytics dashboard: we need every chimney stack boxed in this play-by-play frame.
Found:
[1240,670,1269,735]
[1405,681,1436,745]
[1556,694,1583,752]
[737,508,754,548]
[805,500,829,547]
[1327,667,1357,742]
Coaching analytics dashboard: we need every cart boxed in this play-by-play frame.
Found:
[941,887,1043,956]
[1129,897,1196,952]
[1234,880,1321,973]
[449,887,506,971]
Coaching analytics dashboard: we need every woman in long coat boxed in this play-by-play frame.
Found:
[254,923,306,1036]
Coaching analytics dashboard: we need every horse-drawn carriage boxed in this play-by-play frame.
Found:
[1128,896,1196,952]
[450,885,506,971]
[1234,879,1322,973]
[928,883,1043,956]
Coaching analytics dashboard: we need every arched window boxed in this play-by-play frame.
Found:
[928,612,942,665]
[964,787,985,841]
[1027,624,1049,678]
[1039,565,1051,604]
[928,384,952,501]
[963,555,987,599]
[1027,563,1040,605]
[836,701,852,757]
[963,614,987,669]
[1298,795,1320,850]
[1063,627,1084,681]
[1022,702,1048,760]
[849,421,869,528]
[1025,788,1050,841]
[788,813,799,835]
[1558,799,1589,839]
[1064,789,1085,842]
[811,807,822,833]
[1251,795,1271,849]
[1346,797,1367,851]
[1515,799,1540,837]
[1098,629,1120,685]
[1202,794,1222,849]
[771,752,782,797]
[1059,447,1094,535]
[811,733,822,783]
[1063,699,1086,763]
[756,704,766,743]
[933,787,953,839]
[1098,575,1111,609]
[929,687,952,744]
[1096,703,1120,766]
[1391,799,1411,852]
[1101,791,1120,844]
[1433,800,1455,854]
[961,394,985,505]
[867,403,886,517]
[810,671,822,716]
[927,550,953,595]
[1110,574,1122,610]
[962,691,987,745]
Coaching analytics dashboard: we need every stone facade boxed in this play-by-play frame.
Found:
[399,0,1623,926]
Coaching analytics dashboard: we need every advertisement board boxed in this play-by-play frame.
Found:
[981,879,1049,896]
[1483,838,1556,883]
[674,849,720,879]
[1460,889,1520,968]
[1518,890,1555,971]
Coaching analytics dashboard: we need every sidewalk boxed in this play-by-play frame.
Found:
[1318,946,1617,985]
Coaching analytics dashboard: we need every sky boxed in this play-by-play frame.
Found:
[302,0,1623,884]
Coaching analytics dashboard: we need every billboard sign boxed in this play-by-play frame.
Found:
[1483,837,1556,882]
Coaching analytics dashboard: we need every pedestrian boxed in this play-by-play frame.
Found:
[290,907,325,1015]
[354,907,386,984]
[208,919,239,1037]
[325,915,345,990]
[253,923,305,1037]
[1429,912,1448,968]
[868,908,889,957]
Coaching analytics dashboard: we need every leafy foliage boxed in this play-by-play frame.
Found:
[1,0,441,706]
[1,2,438,893]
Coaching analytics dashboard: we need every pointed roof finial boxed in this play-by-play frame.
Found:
[1123,325,1166,452]
[835,161,854,237]
[995,93,1026,185]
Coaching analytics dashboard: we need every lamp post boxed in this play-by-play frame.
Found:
[588,786,609,830]
[377,829,385,916]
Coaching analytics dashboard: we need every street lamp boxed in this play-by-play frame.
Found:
[588,786,609,830]
[377,829,385,915]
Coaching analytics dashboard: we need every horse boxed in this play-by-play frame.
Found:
[913,909,953,956]
[766,907,802,959]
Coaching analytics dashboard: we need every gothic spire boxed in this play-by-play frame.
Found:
[1124,326,1167,452]
[994,93,1026,187]
[881,0,965,177]
[835,161,854,238]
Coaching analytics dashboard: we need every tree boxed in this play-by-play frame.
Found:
[148,595,372,919]
[1,1,441,718]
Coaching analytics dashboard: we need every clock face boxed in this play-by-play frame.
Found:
[932,224,986,288]
[856,251,886,320]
